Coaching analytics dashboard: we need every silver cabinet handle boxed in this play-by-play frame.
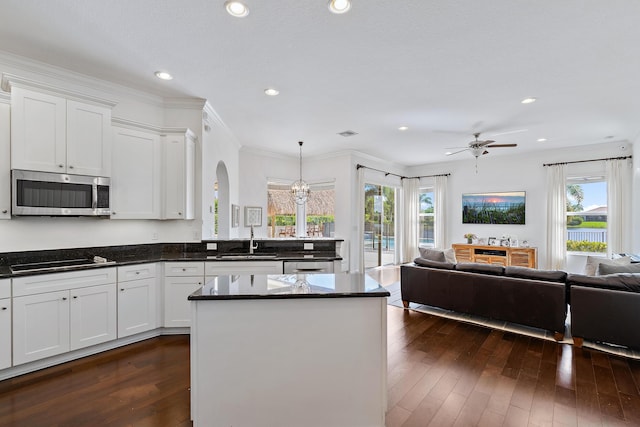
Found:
[1,210,6,214]
[120,288,125,292]
[1,307,7,310]
[62,297,67,301]
[136,271,140,275]
[58,164,64,168]
[178,212,183,216]
[73,296,78,299]
[69,165,74,169]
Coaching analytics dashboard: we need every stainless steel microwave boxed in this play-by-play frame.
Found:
[11,170,111,217]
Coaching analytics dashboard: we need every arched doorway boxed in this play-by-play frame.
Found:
[216,161,230,238]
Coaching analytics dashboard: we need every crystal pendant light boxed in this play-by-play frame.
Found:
[291,141,310,205]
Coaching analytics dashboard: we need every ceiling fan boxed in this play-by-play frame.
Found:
[446,133,518,158]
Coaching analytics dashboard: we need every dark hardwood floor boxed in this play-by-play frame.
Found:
[2,307,640,426]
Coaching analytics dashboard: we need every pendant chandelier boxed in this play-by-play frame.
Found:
[291,141,310,205]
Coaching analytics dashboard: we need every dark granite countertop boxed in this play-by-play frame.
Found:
[0,251,341,279]
[189,273,389,300]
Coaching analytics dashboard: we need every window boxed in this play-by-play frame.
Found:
[566,177,607,253]
[419,187,435,248]
[267,181,335,238]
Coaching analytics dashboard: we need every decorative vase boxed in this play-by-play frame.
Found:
[467,238,473,244]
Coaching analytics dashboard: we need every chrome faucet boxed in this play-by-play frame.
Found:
[250,225,258,254]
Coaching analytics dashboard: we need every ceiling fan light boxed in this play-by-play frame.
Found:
[521,97,537,104]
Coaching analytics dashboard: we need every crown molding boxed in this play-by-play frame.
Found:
[112,116,193,138]
[163,97,207,110]
[2,73,117,108]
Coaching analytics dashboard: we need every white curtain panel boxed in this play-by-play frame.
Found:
[356,166,365,273]
[606,158,632,257]
[546,164,567,270]
[434,175,448,249]
[401,177,419,263]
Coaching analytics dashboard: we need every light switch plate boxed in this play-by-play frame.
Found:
[207,243,218,250]
[304,243,314,250]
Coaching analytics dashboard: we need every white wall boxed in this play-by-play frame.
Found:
[407,141,633,271]
[0,52,207,252]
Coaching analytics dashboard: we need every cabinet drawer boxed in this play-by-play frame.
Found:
[118,263,157,282]
[164,262,204,277]
[13,267,117,297]
[0,279,9,299]
[205,261,283,275]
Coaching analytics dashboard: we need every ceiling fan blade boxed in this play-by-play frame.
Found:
[486,143,517,148]
[446,148,469,156]
[476,140,495,147]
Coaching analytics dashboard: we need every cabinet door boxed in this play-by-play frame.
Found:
[70,284,117,350]
[66,100,112,176]
[111,127,161,219]
[10,87,66,173]
[13,290,70,365]
[118,277,157,338]
[0,98,10,219]
[162,131,195,219]
[0,298,11,369]
[164,276,203,328]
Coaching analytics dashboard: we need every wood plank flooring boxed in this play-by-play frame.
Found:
[2,307,640,426]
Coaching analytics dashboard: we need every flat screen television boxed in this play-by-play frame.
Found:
[462,191,526,224]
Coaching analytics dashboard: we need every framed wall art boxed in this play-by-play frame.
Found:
[231,204,240,228]
[244,206,262,227]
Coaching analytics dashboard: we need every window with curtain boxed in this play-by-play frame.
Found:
[418,187,435,248]
[566,176,607,254]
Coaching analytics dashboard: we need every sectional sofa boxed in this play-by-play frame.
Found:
[401,254,640,350]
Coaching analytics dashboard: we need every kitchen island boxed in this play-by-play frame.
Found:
[188,273,390,427]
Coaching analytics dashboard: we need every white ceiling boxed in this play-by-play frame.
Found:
[1,0,639,165]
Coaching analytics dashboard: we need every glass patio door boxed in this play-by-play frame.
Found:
[363,183,396,269]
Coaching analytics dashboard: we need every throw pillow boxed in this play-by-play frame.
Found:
[597,262,640,275]
[413,257,456,270]
[418,247,446,262]
[443,248,457,264]
[584,255,630,276]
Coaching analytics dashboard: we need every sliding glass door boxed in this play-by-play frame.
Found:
[363,183,396,269]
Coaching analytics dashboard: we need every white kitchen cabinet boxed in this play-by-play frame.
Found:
[7,84,113,176]
[205,261,283,276]
[162,129,195,219]
[111,126,161,219]
[12,267,117,365]
[117,263,158,338]
[0,94,10,219]
[164,262,204,328]
[13,290,70,365]
[69,283,117,350]
[0,279,11,369]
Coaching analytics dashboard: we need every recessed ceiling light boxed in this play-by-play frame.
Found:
[264,88,279,96]
[225,1,249,17]
[537,138,547,142]
[445,151,452,155]
[521,97,537,104]
[154,71,173,81]
[398,126,408,131]
[328,0,351,14]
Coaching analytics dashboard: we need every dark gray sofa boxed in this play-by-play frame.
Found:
[568,273,640,350]
[401,259,568,340]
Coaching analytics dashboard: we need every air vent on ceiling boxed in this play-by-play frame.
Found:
[338,130,358,137]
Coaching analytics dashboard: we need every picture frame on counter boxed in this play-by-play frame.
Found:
[231,204,240,228]
[244,206,262,227]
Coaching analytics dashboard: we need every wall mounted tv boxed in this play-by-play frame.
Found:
[462,191,526,225]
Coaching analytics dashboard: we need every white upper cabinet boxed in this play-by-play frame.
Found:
[3,76,115,177]
[66,100,112,176]
[111,125,161,219]
[0,93,10,219]
[162,130,195,220]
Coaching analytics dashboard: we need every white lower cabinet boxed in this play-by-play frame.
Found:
[0,279,12,369]
[117,263,158,338]
[164,262,204,328]
[12,268,117,365]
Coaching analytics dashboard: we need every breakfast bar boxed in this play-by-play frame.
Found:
[188,273,390,427]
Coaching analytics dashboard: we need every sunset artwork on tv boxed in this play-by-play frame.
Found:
[462,191,526,225]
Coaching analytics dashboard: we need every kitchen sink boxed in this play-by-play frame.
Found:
[215,253,278,260]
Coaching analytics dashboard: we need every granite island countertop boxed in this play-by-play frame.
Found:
[189,272,389,300]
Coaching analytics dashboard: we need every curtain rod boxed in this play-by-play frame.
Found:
[543,155,632,167]
[355,164,450,180]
